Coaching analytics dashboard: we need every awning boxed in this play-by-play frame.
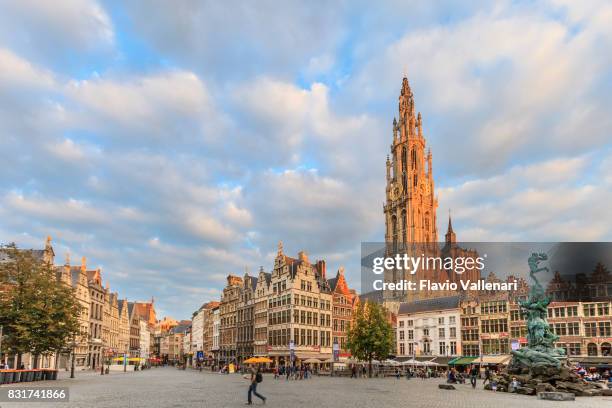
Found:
[479,355,512,365]
[570,356,612,366]
[432,357,454,365]
[449,356,478,365]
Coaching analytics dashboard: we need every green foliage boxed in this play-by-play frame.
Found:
[346,301,394,376]
[0,243,82,358]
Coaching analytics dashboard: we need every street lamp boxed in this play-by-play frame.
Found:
[70,337,77,379]
[0,325,4,366]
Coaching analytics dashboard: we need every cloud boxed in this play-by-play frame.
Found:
[65,71,221,145]
[349,0,612,177]
[120,0,348,80]
[438,153,612,241]
[1,0,611,319]
[0,0,113,65]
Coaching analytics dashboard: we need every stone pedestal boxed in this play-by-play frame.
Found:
[537,392,575,401]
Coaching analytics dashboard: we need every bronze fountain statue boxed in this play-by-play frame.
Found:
[510,253,565,369]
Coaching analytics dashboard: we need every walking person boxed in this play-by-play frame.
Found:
[246,365,266,405]
[469,365,478,389]
[483,367,491,387]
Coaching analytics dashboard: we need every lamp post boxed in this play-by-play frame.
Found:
[70,338,76,379]
[100,346,105,375]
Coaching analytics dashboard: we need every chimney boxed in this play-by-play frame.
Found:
[317,260,326,280]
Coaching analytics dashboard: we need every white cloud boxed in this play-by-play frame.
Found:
[0,0,113,63]
[0,48,56,89]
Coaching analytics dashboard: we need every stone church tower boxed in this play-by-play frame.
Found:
[384,77,438,251]
[381,77,480,304]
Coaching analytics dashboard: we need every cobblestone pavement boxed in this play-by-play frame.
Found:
[2,368,610,408]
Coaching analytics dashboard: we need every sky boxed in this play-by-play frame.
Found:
[0,0,611,319]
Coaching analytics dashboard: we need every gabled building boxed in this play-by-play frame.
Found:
[86,267,105,369]
[219,275,242,364]
[253,268,271,356]
[328,267,358,355]
[67,256,92,369]
[236,273,257,362]
[266,243,333,366]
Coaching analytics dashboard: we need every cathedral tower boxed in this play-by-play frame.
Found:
[384,77,438,250]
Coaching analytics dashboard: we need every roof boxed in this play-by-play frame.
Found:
[118,300,127,316]
[172,324,191,334]
[261,271,271,285]
[358,290,385,303]
[398,295,461,315]
[327,277,338,291]
[69,266,82,287]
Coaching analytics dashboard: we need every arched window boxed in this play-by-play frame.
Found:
[587,343,598,356]
[602,342,611,356]
[411,148,416,169]
[401,147,407,172]
[391,215,398,248]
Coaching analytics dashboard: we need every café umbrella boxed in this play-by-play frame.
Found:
[244,357,273,364]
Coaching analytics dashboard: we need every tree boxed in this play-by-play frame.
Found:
[346,301,395,377]
[0,243,82,368]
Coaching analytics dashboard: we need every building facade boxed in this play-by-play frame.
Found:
[236,273,257,362]
[266,244,333,366]
[328,267,358,354]
[253,268,271,356]
[86,268,106,369]
[219,275,242,364]
[397,296,461,358]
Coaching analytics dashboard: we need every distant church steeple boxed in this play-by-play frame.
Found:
[445,211,456,246]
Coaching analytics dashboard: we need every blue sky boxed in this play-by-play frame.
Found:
[0,0,611,319]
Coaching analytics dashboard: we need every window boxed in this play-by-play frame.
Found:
[423,329,429,337]
[450,341,457,355]
[423,341,430,354]
[461,329,479,342]
[554,307,566,318]
[438,317,445,325]
[449,316,455,325]
[399,343,405,355]
[438,328,445,338]
[554,323,567,336]
[407,320,413,327]
[584,322,597,337]
[482,338,509,354]
[408,343,414,355]
[399,330,405,340]
[567,322,579,336]
[567,343,581,356]
[439,341,446,355]
[597,303,610,316]
[450,327,456,338]
[567,306,578,317]
[583,304,596,317]
[399,320,404,328]
[598,321,611,337]
[463,344,479,356]
[408,330,414,340]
